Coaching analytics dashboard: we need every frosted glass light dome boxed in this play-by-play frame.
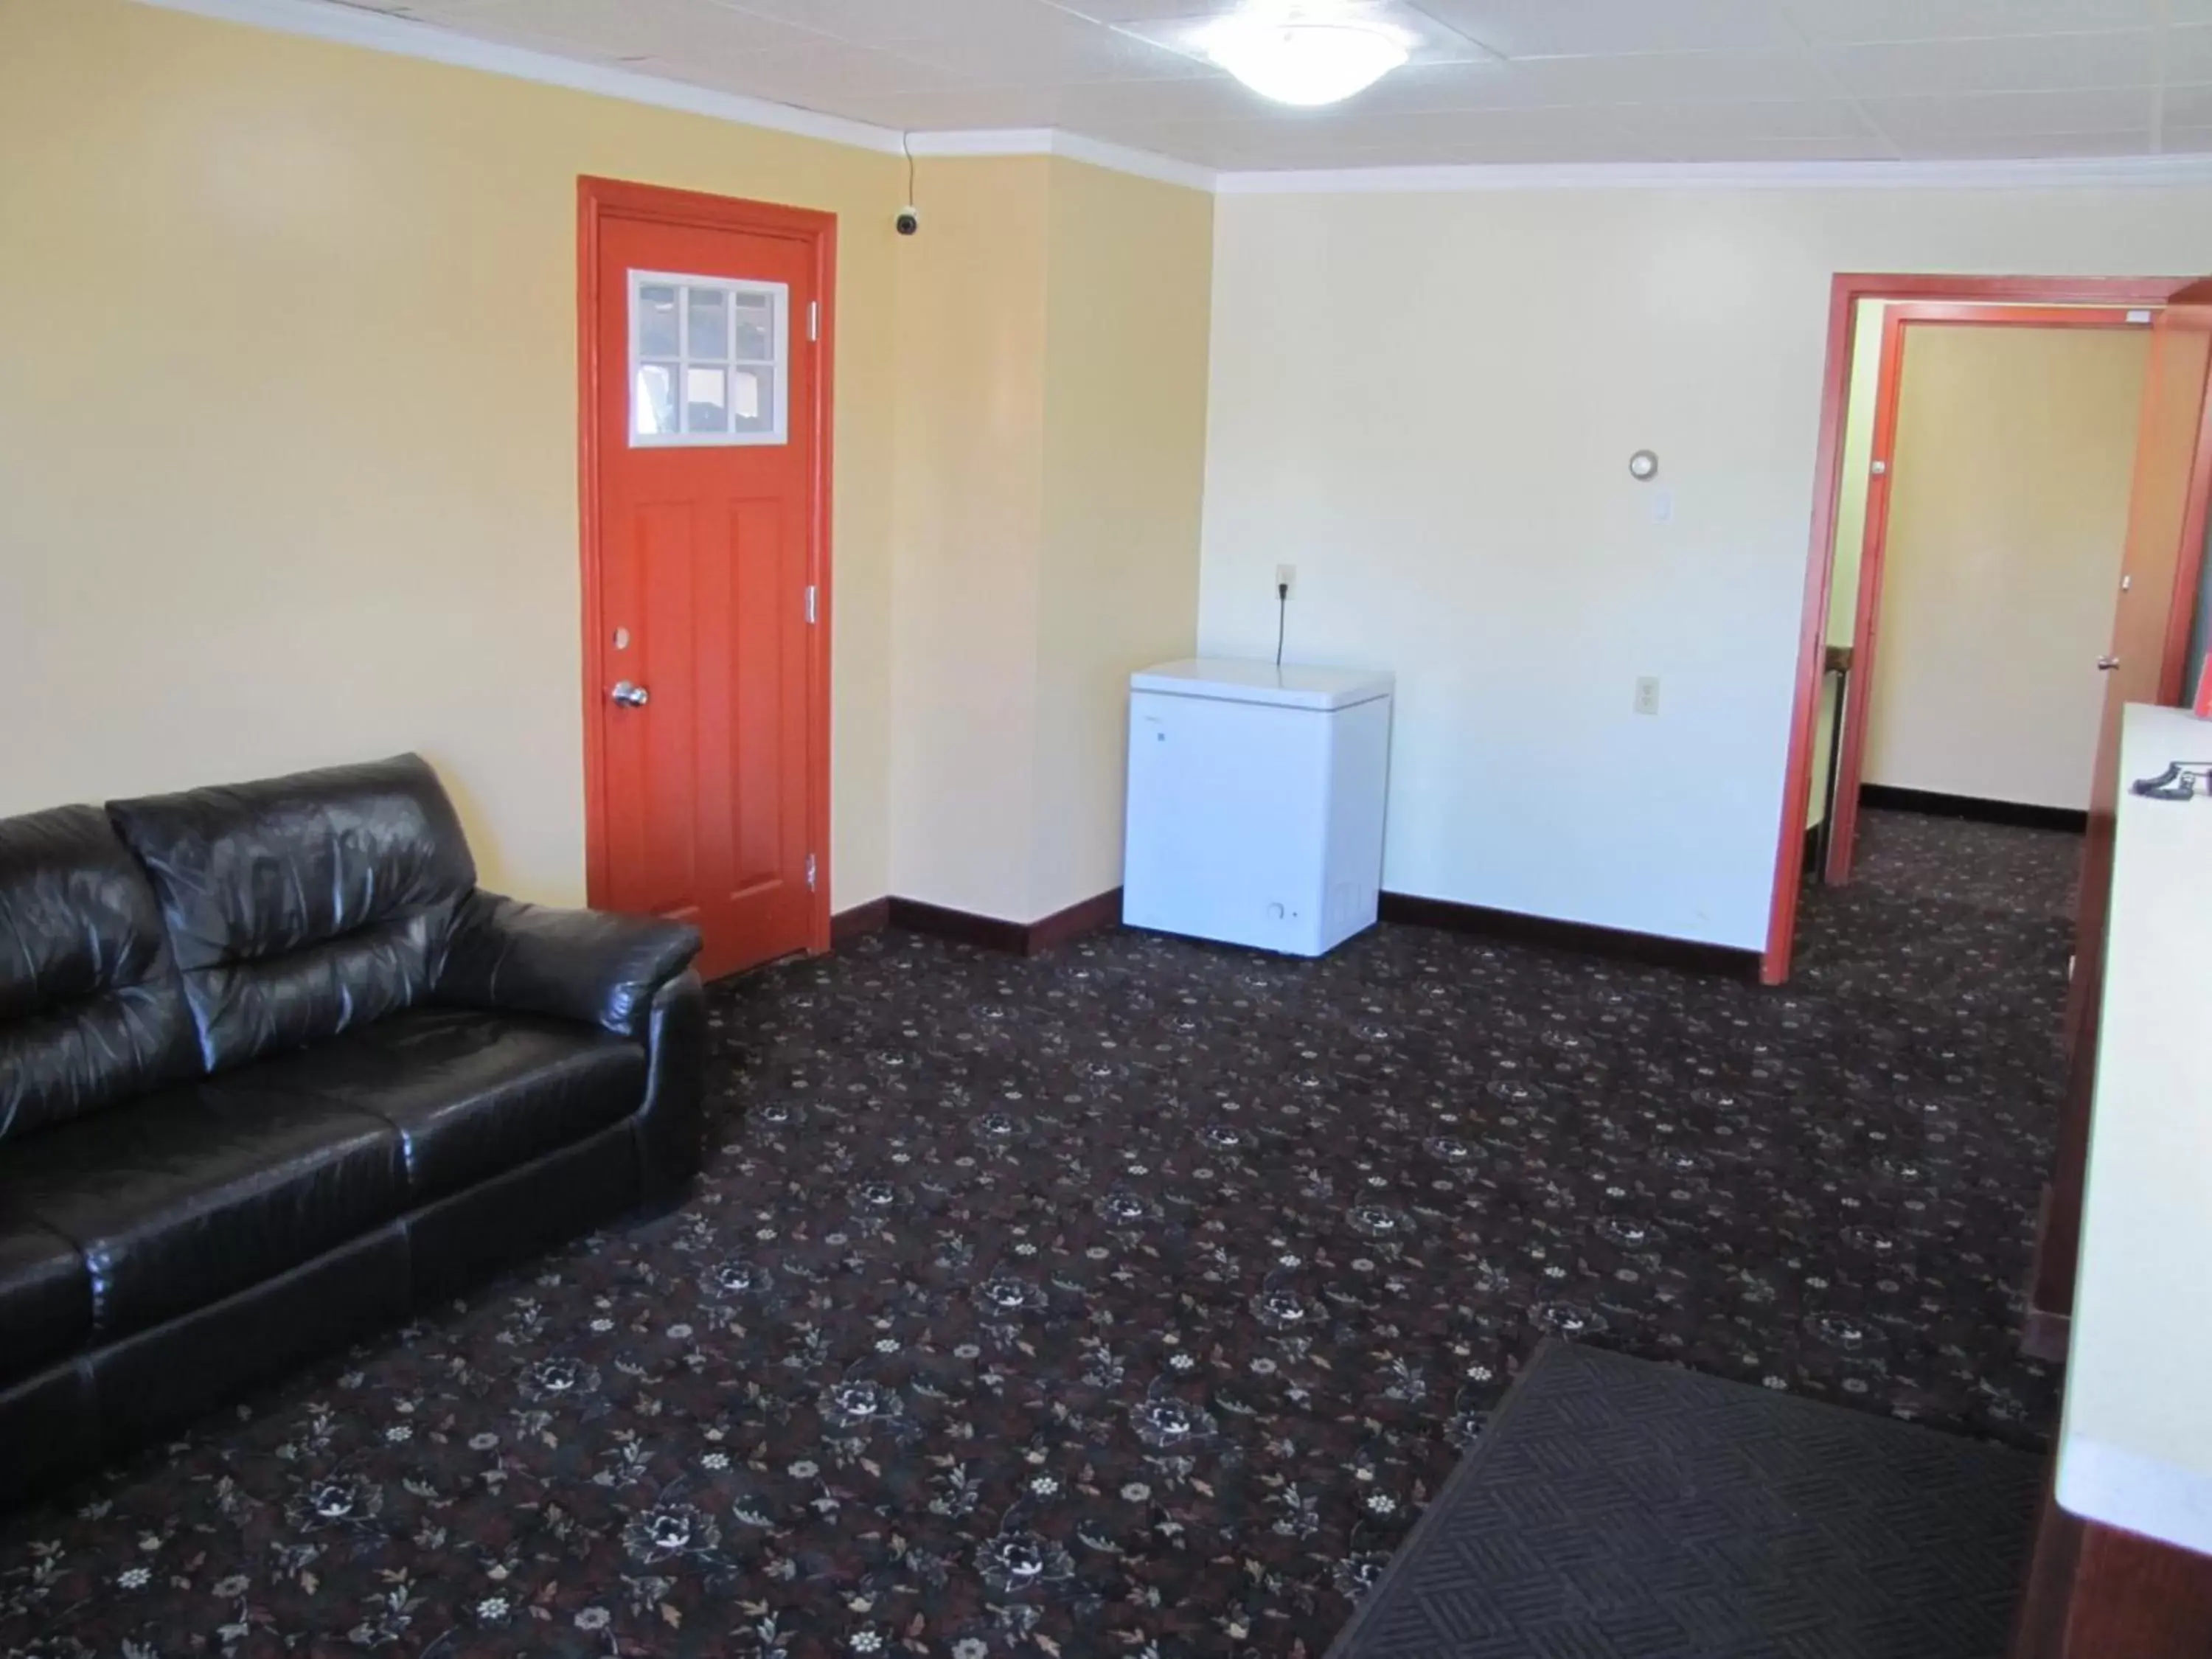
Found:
[1204,16,1409,106]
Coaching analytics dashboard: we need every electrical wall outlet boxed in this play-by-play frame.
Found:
[1275,563,1296,597]
[1634,676,1660,717]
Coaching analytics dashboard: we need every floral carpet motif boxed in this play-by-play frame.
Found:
[0,810,2073,1658]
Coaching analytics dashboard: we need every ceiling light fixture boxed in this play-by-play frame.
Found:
[1203,12,1410,107]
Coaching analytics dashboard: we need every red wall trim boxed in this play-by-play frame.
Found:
[575,176,838,954]
[1762,274,2196,987]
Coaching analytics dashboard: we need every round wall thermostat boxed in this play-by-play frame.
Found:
[1629,450,1659,481]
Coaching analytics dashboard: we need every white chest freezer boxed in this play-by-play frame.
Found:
[1122,658,1394,958]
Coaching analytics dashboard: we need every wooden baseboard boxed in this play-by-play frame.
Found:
[2021,1183,2074,1365]
[1862,783,2087,835]
[830,897,891,944]
[1027,888,1124,954]
[1377,891,1762,980]
[865,888,1124,958]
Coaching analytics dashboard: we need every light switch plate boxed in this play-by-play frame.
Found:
[1634,676,1660,717]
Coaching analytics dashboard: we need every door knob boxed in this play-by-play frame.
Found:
[2096,656,2121,672]
[611,680,650,706]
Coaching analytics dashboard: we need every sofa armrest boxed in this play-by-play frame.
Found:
[435,891,702,1039]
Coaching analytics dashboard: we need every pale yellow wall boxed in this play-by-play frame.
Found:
[888,158,1052,915]
[1864,324,2147,809]
[0,0,901,908]
[1200,186,2212,950]
[889,156,1212,922]
[1032,161,1212,918]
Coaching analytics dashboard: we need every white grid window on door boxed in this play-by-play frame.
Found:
[629,270,788,447]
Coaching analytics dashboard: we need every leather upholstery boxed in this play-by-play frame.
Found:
[0,804,198,1140]
[405,1119,640,1304]
[0,1218,91,1382]
[439,891,703,1040]
[240,1006,646,1198]
[0,1082,406,1339]
[86,1222,410,1456]
[0,754,708,1508]
[108,756,476,1071]
[635,971,710,1203]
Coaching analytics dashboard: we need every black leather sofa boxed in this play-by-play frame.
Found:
[0,755,706,1506]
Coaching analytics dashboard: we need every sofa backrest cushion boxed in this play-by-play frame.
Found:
[0,804,199,1141]
[107,754,477,1072]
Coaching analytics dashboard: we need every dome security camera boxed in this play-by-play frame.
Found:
[895,205,920,237]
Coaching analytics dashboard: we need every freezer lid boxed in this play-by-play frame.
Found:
[1130,657,1394,712]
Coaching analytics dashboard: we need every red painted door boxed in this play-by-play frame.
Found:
[588,206,819,981]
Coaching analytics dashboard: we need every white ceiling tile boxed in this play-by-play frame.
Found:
[1043,0,1245,21]
[895,7,1214,83]
[1612,99,1881,144]
[1417,0,1805,58]
[641,43,979,102]
[1784,0,2162,45]
[709,0,1052,46]
[296,0,2187,169]
[1863,86,2154,138]
[1897,129,2160,159]
[1649,133,1900,161]
[2165,125,2212,153]
[425,0,813,61]
[2169,26,2212,86]
[2163,83,2212,128]
[1818,31,2159,99]
[1500,48,1834,105]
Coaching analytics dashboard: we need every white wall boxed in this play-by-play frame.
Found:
[1199,183,2212,950]
[1864,324,2148,811]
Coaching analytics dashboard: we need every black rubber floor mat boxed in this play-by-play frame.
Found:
[1326,1340,2043,1659]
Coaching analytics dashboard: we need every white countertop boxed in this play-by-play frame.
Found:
[2056,702,2212,1555]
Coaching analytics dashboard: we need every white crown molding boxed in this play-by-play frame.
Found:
[131,0,908,154]
[131,0,1222,189]
[1214,153,2212,195]
[907,129,1216,192]
[124,0,2212,201]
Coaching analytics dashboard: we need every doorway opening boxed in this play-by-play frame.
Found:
[1763,274,2212,990]
[576,177,836,981]
[1818,303,2153,886]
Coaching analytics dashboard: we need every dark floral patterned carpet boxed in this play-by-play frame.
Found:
[1,810,2074,1658]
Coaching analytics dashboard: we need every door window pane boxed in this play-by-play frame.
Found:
[686,288,729,361]
[733,294,773,361]
[684,365,730,434]
[637,285,681,358]
[629,271,788,447]
[731,366,776,435]
[635,363,677,437]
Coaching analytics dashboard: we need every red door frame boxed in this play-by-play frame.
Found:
[575,175,836,956]
[1823,302,2153,888]
[1761,274,2196,987]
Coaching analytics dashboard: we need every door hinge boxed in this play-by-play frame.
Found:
[805,854,818,891]
[804,584,818,625]
[807,300,819,342]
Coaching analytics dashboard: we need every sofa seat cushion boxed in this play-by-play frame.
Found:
[0,1217,91,1382]
[235,1008,647,1200]
[0,1086,406,1340]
